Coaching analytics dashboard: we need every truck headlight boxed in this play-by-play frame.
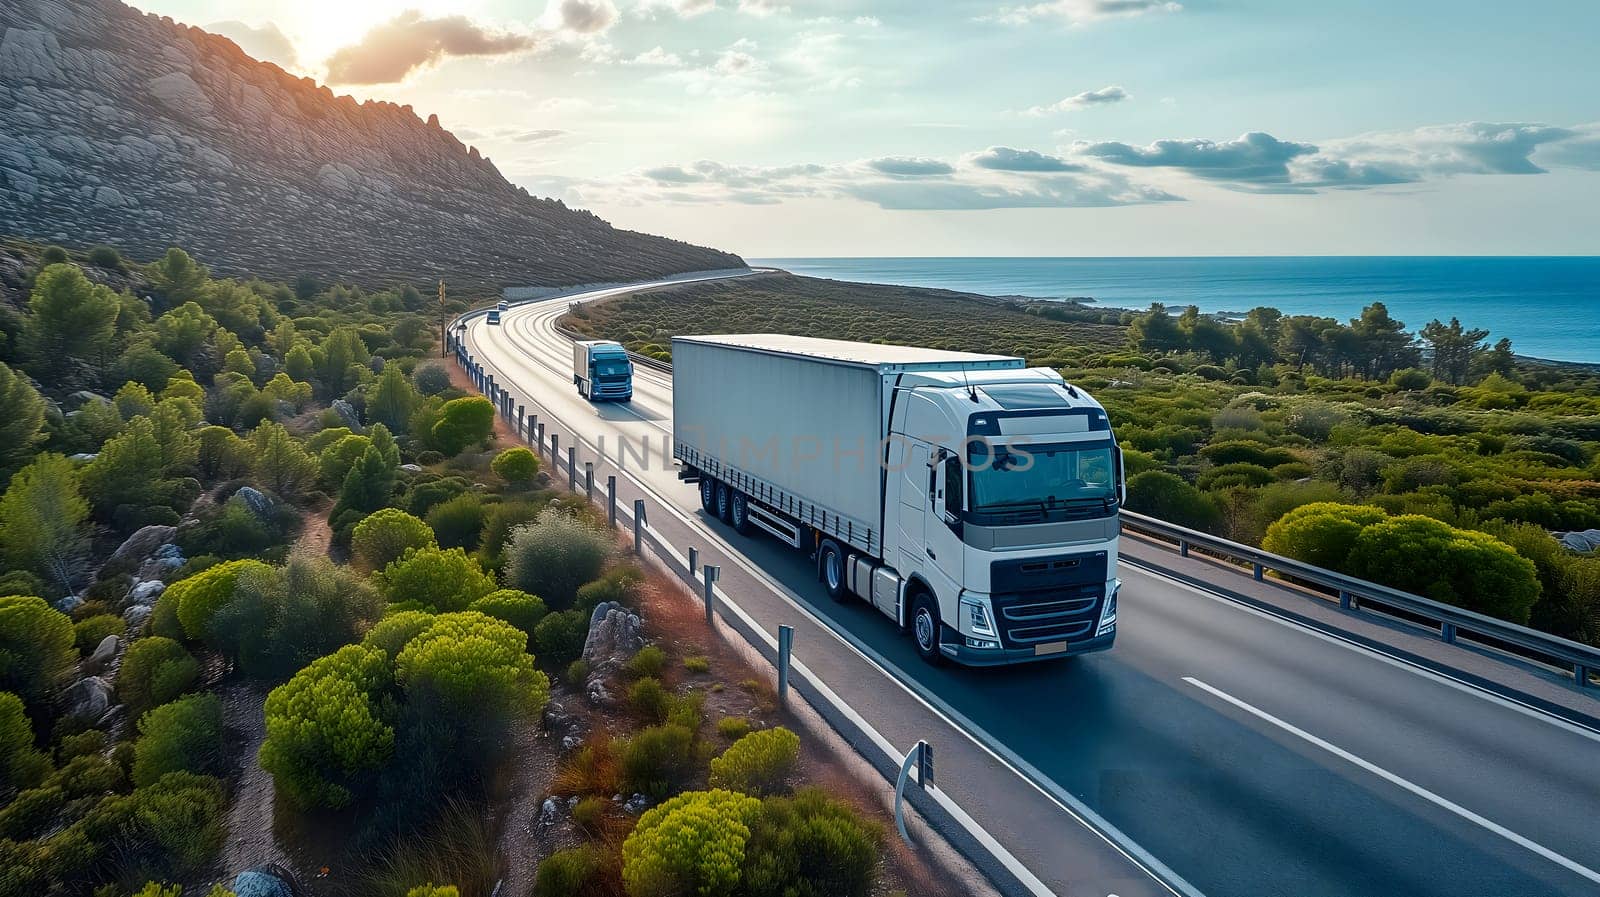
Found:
[1095,582,1119,637]
[959,595,997,639]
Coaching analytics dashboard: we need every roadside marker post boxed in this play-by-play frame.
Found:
[702,564,719,627]
[633,500,646,555]
[550,433,559,464]
[688,547,698,577]
[585,462,594,501]
[567,447,577,490]
[777,624,794,703]
[607,476,617,527]
[894,740,932,844]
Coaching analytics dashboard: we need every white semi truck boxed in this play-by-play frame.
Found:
[672,334,1123,666]
[573,340,634,402]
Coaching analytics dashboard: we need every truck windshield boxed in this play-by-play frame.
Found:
[594,358,630,378]
[967,440,1117,524]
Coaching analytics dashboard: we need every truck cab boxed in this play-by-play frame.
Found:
[574,340,633,402]
[883,369,1122,665]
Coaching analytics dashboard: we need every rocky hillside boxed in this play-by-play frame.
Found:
[0,0,742,290]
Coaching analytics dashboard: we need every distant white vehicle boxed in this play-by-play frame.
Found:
[497,300,509,311]
[486,309,501,325]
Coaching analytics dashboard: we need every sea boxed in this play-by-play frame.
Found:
[750,257,1600,365]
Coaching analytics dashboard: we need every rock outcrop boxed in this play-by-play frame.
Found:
[0,0,743,290]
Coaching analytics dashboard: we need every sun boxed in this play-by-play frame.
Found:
[277,0,490,64]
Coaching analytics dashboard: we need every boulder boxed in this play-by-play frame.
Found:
[55,594,84,614]
[233,868,296,897]
[124,579,166,607]
[581,602,644,671]
[330,399,362,432]
[584,676,614,708]
[1554,529,1600,553]
[622,793,651,815]
[538,796,563,827]
[233,485,273,518]
[63,676,115,725]
[67,390,110,407]
[123,604,152,631]
[106,524,176,568]
[84,634,121,675]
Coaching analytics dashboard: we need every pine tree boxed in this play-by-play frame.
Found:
[251,422,318,498]
[367,365,419,433]
[0,361,46,485]
[24,264,119,376]
[0,454,89,593]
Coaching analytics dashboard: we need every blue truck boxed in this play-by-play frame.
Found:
[573,339,633,402]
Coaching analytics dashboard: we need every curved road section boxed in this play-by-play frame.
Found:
[463,271,1600,897]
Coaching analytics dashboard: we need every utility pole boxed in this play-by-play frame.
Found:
[437,279,447,357]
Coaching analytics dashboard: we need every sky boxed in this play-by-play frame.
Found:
[132,0,1600,258]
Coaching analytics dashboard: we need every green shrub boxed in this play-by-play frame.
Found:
[133,694,223,786]
[351,508,437,572]
[534,609,590,670]
[405,885,459,897]
[73,614,125,655]
[86,245,123,269]
[0,594,77,711]
[413,363,452,396]
[1347,515,1540,624]
[1125,471,1221,532]
[260,644,395,809]
[1197,462,1275,491]
[504,508,615,610]
[743,788,881,897]
[431,396,495,456]
[394,611,551,720]
[629,677,672,724]
[572,795,608,835]
[1,691,50,794]
[377,546,496,612]
[1262,502,1390,571]
[621,789,762,897]
[708,727,800,797]
[716,716,752,741]
[405,475,471,518]
[117,637,200,716]
[565,658,591,688]
[362,609,437,657]
[625,645,667,680]
[682,655,710,675]
[426,493,487,552]
[166,559,271,643]
[620,723,697,801]
[0,783,65,840]
[575,565,645,613]
[491,447,540,486]
[211,556,384,681]
[667,690,705,732]
[534,846,604,897]
[464,589,546,642]
[476,500,542,571]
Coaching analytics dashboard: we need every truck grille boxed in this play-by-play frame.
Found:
[990,551,1108,647]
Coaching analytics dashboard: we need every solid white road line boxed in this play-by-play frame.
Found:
[1183,676,1600,887]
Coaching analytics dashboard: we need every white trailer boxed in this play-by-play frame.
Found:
[672,333,1123,666]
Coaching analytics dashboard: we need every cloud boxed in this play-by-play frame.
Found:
[738,0,789,16]
[1321,122,1576,179]
[868,157,957,177]
[209,20,299,69]
[556,0,620,33]
[995,0,1181,26]
[968,147,1083,172]
[324,11,542,84]
[564,147,1180,210]
[1535,123,1600,170]
[1078,131,1318,188]
[1027,85,1128,115]
[456,127,569,144]
[636,0,716,17]
[628,46,684,66]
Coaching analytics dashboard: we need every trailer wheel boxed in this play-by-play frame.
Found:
[910,591,945,664]
[818,540,849,603]
[714,481,733,523]
[730,492,753,535]
[699,477,717,514]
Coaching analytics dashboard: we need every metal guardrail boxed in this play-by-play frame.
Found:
[1120,510,1599,690]
[533,311,1600,694]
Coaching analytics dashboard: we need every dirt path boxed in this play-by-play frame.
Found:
[294,500,333,558]
[219,681,290,875]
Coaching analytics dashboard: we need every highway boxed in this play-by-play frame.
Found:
[463,272,1600,897]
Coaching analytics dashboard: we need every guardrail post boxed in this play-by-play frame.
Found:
[777,625,793,703]
[894,741,929,844]
[1441,622,1457,643]
[633,499,646,555]
[567,447,577,491]
[1577,664,1591,689]
[702,564,719,626]
[517,405,525,436]
[688,547,698,577]
[536,422,545,454]
[585,462,594,501]
[607,476,617,527]
[1179,539,1189,558]
[550,433,559,465]
[1339,590,1351,611]
[1253,563,1264,582]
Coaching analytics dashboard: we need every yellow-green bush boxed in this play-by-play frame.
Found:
[621,789,762,897]
[708,727,799,797]
[166,558,271,642]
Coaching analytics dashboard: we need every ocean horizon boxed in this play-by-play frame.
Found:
[751,256,1600,364]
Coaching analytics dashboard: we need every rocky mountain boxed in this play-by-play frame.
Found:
[0,0,743,290]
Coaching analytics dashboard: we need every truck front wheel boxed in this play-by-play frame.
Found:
[818,540,849,603]
[910,592,945,665]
